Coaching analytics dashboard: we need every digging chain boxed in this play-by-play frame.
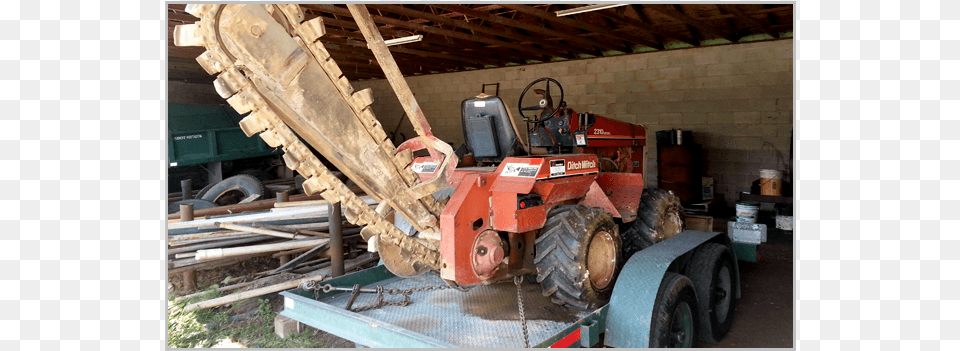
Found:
[174,4,442,272]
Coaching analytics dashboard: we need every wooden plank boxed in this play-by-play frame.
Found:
[597,6,696,47]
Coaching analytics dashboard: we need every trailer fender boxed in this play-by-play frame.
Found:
[603,230,726,348]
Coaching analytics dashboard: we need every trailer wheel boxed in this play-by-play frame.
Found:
[650,272,699,348]
[622,189,684,257]
[199,174,265,206]
[535,205,621,310]
[685,243,736,343]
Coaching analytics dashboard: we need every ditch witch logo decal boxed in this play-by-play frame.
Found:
[566,160,597,171]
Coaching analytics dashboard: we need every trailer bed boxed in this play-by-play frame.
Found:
[280,265,600,348]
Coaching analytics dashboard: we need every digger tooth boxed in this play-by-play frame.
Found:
[173,4,443,271]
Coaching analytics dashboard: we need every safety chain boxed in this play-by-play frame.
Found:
[300,280,468,312]
[514,276,530,348]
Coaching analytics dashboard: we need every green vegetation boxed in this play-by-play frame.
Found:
[168,284,323,348]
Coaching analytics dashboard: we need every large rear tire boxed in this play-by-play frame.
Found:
[622,188,684,257]
[685,243,737,343]
[650,272,699,348]
[535,205,621,310]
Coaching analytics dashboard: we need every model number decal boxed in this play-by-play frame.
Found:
[173,134,203,141]
[549,160,565,177]
[593,129,610,135]
[501,163,541,178]
[411,162,439,174]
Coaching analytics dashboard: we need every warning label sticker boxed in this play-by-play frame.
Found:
[575,134,586,146]
[549,160,565,177]
[501,163,541,178]
[411,162,439,174]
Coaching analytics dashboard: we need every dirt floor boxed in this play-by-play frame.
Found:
[702,228,794,348]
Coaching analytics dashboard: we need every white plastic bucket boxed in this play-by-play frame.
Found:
[759,169,783,196]
[736,201,760,223]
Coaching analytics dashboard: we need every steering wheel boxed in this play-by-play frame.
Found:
[518,77,564,123]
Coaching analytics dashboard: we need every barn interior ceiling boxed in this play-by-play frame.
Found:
[167,3,794,83]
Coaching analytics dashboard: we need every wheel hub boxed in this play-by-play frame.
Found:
[587,230,617,289]
[716,265,732,323]
[670,301,695,348]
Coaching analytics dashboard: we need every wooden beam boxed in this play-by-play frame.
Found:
[719,5,777,38]
[672,5,703,45]
[306,4,555,62]
[499,4,660,51]
[368,4,588,58]
[625,5,665,49]
[644,4,739,43]
[434,4,618,55]
[347,4,433,137]
[596,6,699,48]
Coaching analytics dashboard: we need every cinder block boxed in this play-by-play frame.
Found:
[607,83,628,93]
[648,56,670,69]
[597,72,615,83]
[707,112,733,124]
[551,65,569,76]
[650,80,671,91]
[734,111,761,124]
[609,102,629,115]
[671,79,695,91]
[695,76,725,89]
[616,92,639,103]
[274,314,303,339]
[567,64,587,75]
[706,63,736,77]
[622,56,648,70]
[659,113,683,124]
[721,75,751,88]
[577,74,597,85]
[628,81,650,93]
[586,104,606,114]
[776,124,793,137]
[656,67,681,79]
[605,61,626,73]
[587,63,605,74]
[681,65,708,78]
[681,112,709,125]
[597,94,616,104]
[566,84,587,96]
[637,69,659,81]
[668,55,695,67]
[656,91,684,102]
[694,52,720,66]
[636,113,659,125]
[615,71,636,82]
